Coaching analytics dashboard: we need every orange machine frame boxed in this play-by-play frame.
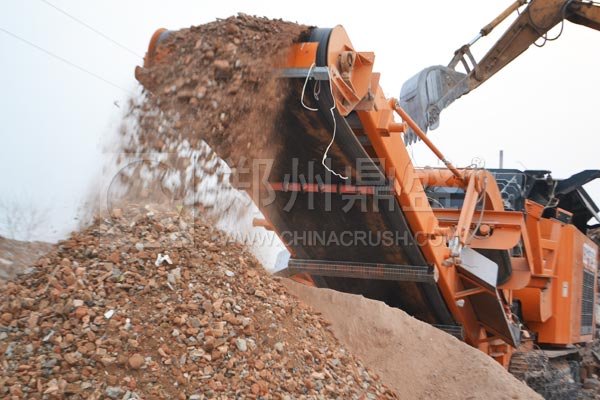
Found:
[284,25,598,366]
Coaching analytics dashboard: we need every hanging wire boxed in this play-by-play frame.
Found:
[0,27,133,95]
[321,67,349,180]
[299,64,348,180]
[300,63,318,112]
[39,0,144,59]
[526,0,573,47]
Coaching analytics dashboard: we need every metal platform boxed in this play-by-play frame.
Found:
[433,324,465,340]
[277,258,436,283]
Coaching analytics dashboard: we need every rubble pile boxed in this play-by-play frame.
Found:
[0,206,396,399]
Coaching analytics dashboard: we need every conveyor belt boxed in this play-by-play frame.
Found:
[257,27,455,326]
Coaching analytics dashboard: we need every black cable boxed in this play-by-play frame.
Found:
[39,0,143,59]
[528,0,573,47]
[0,27,133,95]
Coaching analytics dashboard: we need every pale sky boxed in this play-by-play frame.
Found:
[1,0,599,241]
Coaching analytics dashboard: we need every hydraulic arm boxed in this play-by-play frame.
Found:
[400,0,600,143]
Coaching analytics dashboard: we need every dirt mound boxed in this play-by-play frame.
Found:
[284,280,542,400]
[0,236,52,280]
[0,205,396,399]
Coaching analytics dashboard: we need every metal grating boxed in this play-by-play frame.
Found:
[581,269,595,335]
[433,324,464,340]
[281,259,436,283]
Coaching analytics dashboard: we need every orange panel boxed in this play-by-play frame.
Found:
[518,224,598,345]
[286,43,318,68]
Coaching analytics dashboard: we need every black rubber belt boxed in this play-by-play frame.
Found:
[306,27,455,326]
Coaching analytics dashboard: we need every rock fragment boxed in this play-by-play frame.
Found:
[128,353,145,370]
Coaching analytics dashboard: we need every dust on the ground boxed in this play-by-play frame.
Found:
[284,279,543,400]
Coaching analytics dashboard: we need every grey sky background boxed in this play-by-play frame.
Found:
[1,0,599,241]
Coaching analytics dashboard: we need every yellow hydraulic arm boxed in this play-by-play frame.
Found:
[400,0,600,142]
[464,0,600,91]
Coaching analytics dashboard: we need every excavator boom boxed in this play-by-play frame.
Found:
[400,0,600,143]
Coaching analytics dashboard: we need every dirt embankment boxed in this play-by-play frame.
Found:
[285,280,542,400]
[0,237,52,280]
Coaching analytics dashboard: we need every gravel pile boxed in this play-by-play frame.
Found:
[0,205,396,399]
